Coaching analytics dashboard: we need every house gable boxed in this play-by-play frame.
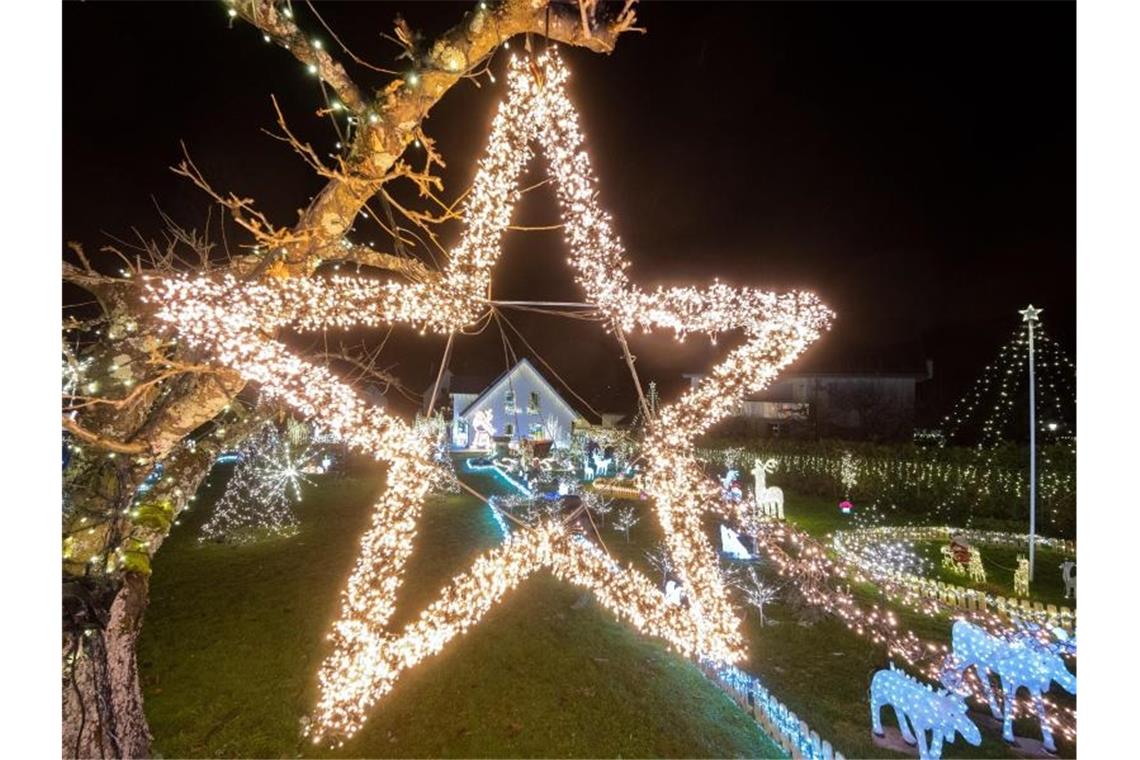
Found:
[450,359,587,447]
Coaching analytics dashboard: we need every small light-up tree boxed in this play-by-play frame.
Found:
[736,567,782,627]
[613,504,640,542]
[644,541,674,585]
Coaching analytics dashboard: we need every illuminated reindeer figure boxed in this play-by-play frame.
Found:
[751,458,784,519]
[944,620,1076,752]
[871,664,981,760]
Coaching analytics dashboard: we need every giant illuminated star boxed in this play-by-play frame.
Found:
[151,50,832,744]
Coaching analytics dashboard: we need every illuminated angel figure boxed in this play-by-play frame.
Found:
[471,408,495,452]
[151,50,832,743]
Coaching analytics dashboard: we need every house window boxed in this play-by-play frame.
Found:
[530,422,545,438]
[505,423,514,436]
[528,391,540,414]
[504,390,516,413]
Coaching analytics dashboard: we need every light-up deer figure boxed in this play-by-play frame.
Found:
[944,620,1075,752]
[591,449,612,477]
[751,458,784,519]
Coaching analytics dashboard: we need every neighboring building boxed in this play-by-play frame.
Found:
[685,361,932,441]
[442,359,589,449]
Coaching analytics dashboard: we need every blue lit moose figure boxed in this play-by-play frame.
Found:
[870,663,982,760]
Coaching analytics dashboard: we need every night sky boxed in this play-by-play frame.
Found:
[63,1,1075,423]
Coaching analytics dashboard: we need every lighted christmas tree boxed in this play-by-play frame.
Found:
[942,308,1074,450]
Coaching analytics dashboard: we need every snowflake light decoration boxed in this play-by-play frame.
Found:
[148,50,832,743]
[200,422,316,543]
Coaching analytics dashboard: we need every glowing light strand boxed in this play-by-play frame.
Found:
[150,51,832,744]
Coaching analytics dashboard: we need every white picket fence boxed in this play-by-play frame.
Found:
[833,525,1076,632]
[699,659,846,760]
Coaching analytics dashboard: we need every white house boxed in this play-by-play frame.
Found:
[449,359,585,449]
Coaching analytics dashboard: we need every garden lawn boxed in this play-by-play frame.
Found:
[595,488,1075,759]
[780,493,1076,608]
[138,462,783,759]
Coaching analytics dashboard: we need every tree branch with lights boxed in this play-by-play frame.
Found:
[61,4,642,756]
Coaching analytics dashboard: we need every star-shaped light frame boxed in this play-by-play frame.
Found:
[150,50,832,744]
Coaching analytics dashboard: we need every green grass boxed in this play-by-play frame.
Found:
[140,462,1075,759]
[591,489,1075,759]
[770,492,1077,758]
[138,463,783,759]
[777,494,1076,608]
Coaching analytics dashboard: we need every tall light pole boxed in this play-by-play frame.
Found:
[1020,304,1043,580]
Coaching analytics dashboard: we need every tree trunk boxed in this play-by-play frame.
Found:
[62,575,152,758]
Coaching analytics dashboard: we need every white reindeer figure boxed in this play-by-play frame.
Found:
[945,620,1076,752]
[871,664,981,760]
[591,449,612,477]
[751,458,784,519]
[1059,560,1075,599]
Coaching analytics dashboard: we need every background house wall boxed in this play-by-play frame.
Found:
[453,360,580,449]
[692,371,926,442]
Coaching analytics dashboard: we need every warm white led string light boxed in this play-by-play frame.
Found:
[149,50,832,744]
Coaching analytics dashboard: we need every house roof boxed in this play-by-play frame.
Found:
[442,373,486,395]
[458,358,597,423]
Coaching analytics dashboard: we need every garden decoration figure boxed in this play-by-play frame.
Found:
[945,620,1075,752]
[838,499,853,515]
[967,547,986,584]
[870,663,982,760]
[720,524,753,560]
[1014,555,1030,597]
[1060,560,1075,599]
[752,458,784,519]
[591,449,613,478]
[720,468,743,504]
[941,544,960,574]
[471,408,495,452]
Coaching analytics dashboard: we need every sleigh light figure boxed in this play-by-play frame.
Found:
[870,663,981,760]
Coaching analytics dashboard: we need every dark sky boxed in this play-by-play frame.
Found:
[63,1,1075,422]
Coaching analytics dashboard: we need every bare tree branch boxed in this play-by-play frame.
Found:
[232,0,641,274]
[63,415,149,455]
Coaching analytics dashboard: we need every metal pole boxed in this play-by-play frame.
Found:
[426,332,455,419]
[1025,307,1039,581]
